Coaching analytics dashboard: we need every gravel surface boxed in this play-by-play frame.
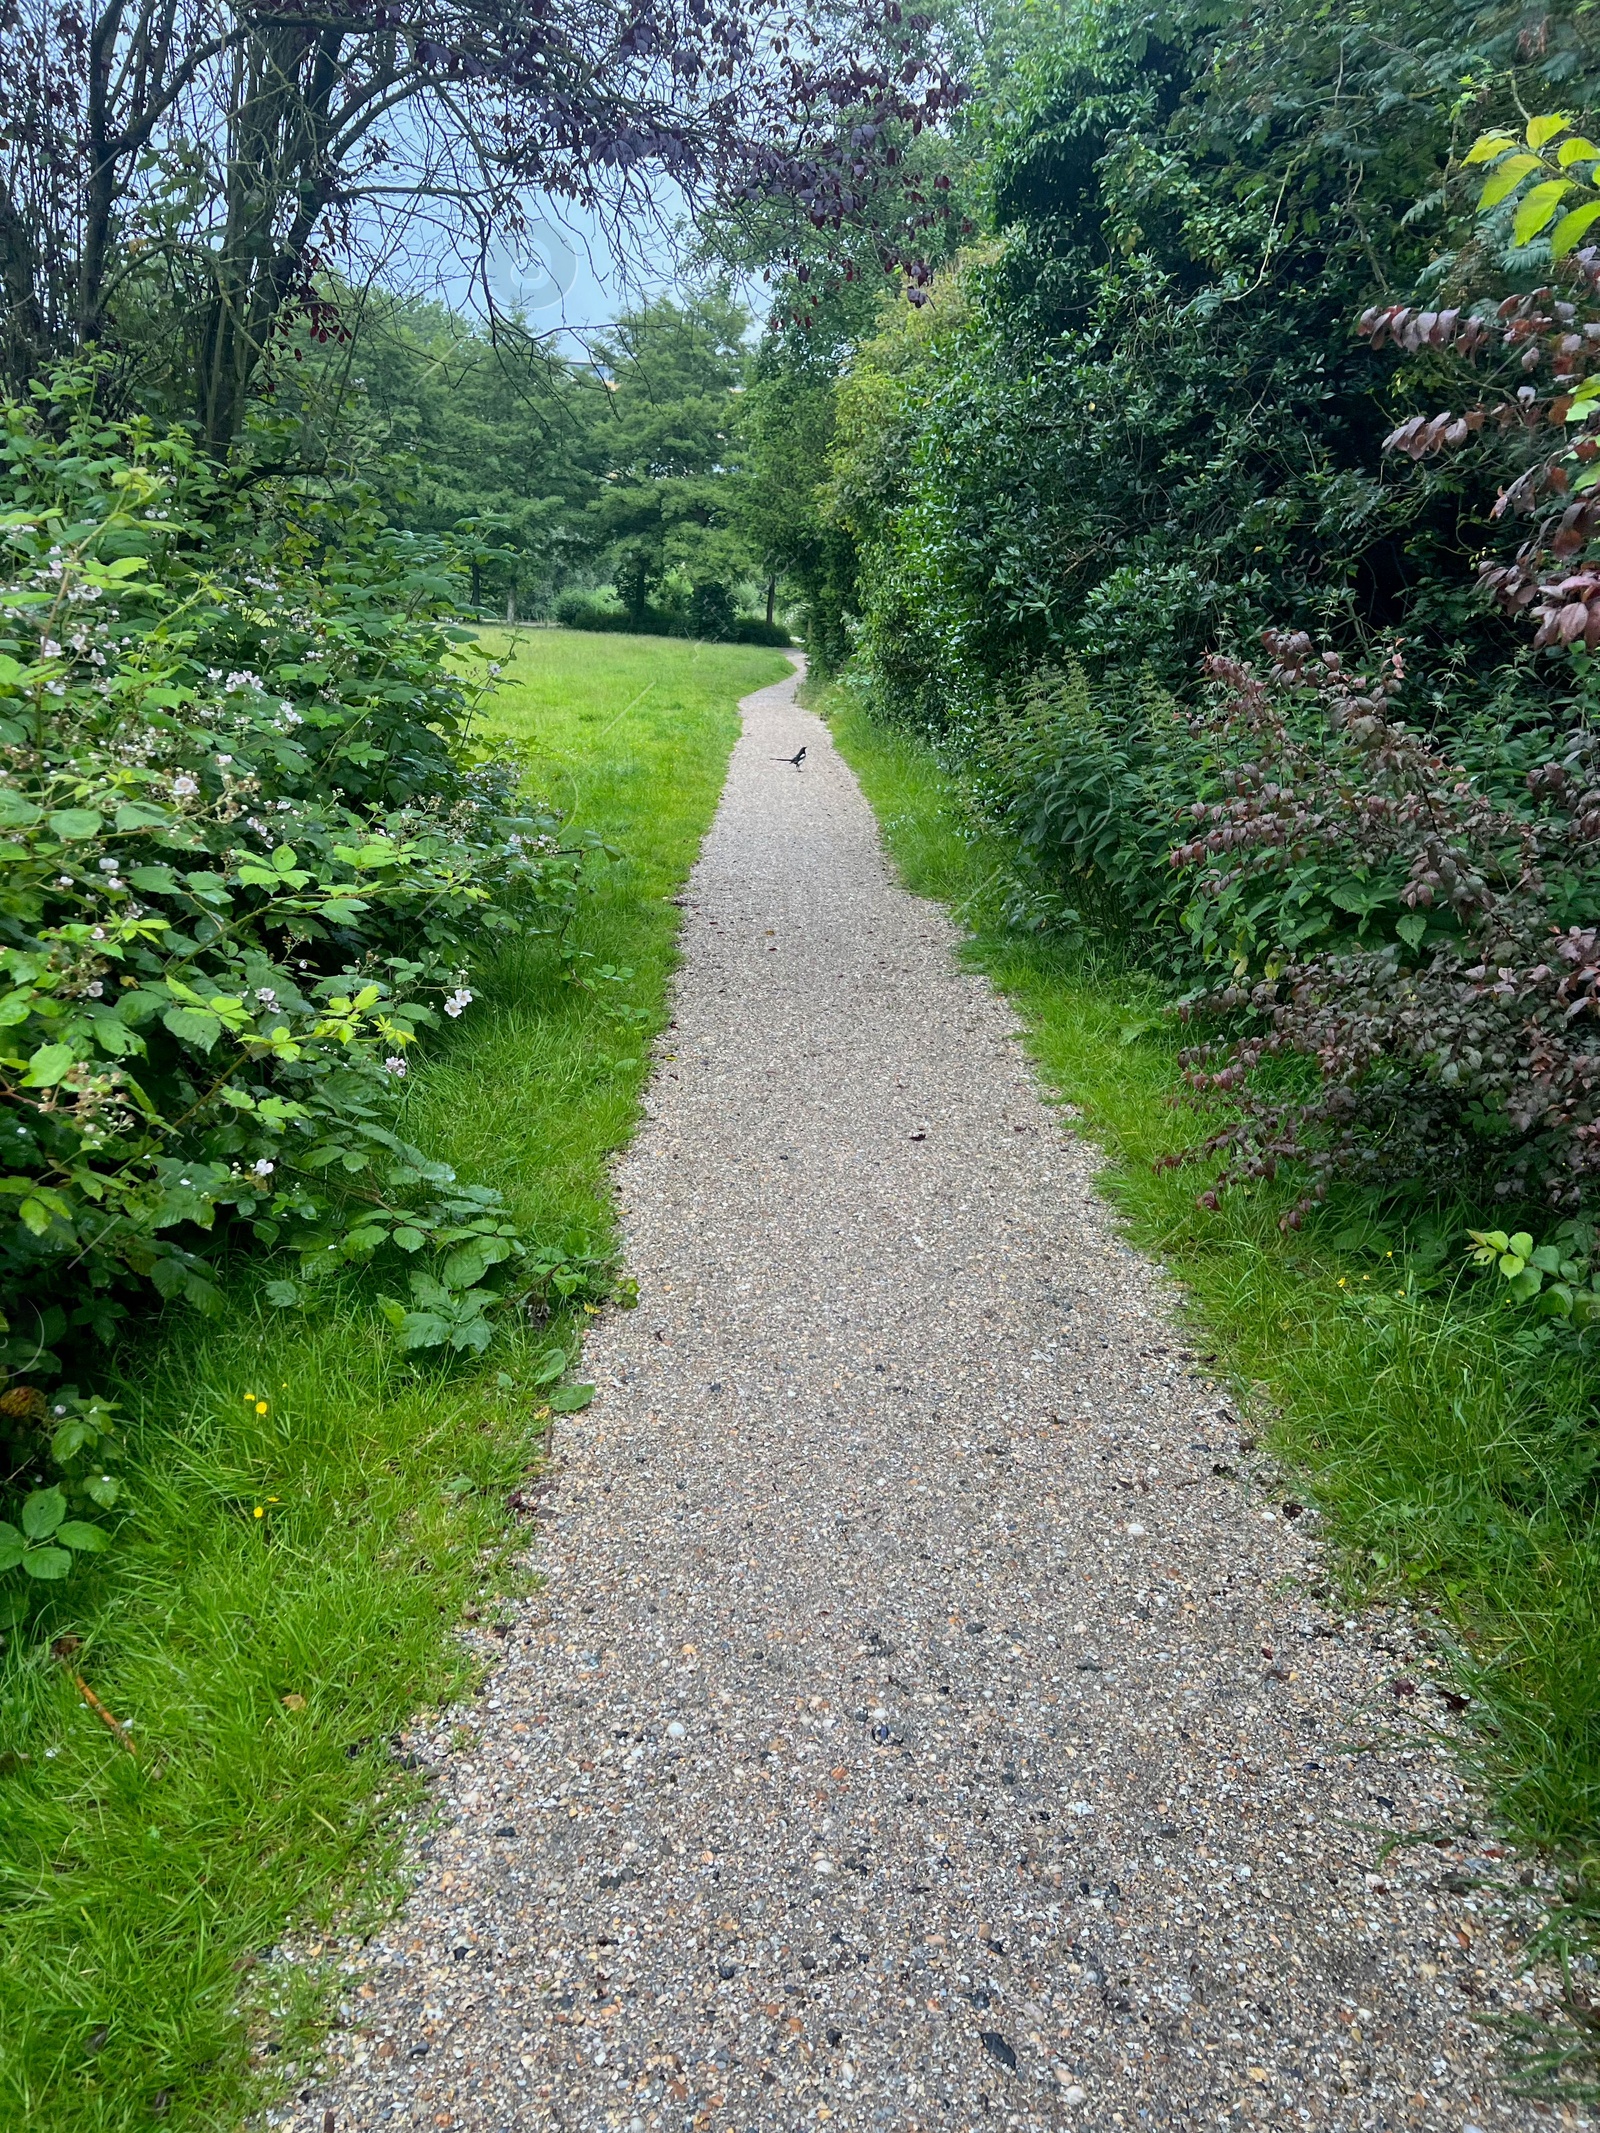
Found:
[298,660,1570,2132]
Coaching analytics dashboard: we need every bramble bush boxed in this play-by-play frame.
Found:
[0,376,608,1590]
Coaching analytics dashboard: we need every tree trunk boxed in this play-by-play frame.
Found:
[195,26,341,451]
[765,575,776,627]
[506,584,517,626]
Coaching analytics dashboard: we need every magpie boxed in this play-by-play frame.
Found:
[774,746,806,768]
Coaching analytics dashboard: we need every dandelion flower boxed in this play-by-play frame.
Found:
[253,1506,264,1519]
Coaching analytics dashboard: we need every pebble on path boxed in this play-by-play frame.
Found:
[295,660,1576,2132]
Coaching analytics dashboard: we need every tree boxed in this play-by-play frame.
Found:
[579,288,756,618]
[0,0,963,448]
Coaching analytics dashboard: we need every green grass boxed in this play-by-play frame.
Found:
[0,628,789,2133]
[826,691,1600,1981]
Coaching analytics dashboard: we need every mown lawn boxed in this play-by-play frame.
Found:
[827,689,1600,2054]
[0,628,788,2133]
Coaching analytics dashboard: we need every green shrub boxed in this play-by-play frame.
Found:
[0,379,606,1588]
[553,587,790,645]
[964,661,1199,939]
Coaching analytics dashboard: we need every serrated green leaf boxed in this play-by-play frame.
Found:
[449,1317,496,1355]
[22,1041,76,1086]
[1463,131,1518,165]
[0,1521,24,1572]
[392,1226,426,1252]
[47,808,102,840]
[1513,177,1574,243]
[22,1545,72,1579]
[442,1238,511,1288]
[51,1419,93,1461]
[114,801,171,830]
[1528,112,1571,149]
[21,1486,65,1540]
[162,1006,222,1050]
[398,1310,453,1348]
[55,1520,109,1552]
[90,1011,141,1058]
[1479,154,1542,209]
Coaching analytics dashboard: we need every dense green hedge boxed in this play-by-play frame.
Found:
[553,589,791,646]
[816,0,1600,1230]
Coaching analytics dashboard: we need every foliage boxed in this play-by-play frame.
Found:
[277,285,784,628]
[0,0,961,447]
[734,353,859,670]
[1357,107,1600,671]
[1467,1220,1600,1321]
[1170,632,1600,1216]
[0,378,606,1583]
[962,659,1198,936]
[576,290,762,622]
[299,290,600,618]
[553,589,790,645]
[822,0,1549,736]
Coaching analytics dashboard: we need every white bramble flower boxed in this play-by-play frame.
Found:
[252,1158,275,1178]
[171,773,199,798]
[443,988,473,1019]
[385,1055,408,1076]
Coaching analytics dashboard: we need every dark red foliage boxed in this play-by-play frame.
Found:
[1170,632,1600,1218]
[1358,258,1600,654]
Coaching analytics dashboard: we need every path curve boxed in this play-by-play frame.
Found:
[309,659,1545,2132]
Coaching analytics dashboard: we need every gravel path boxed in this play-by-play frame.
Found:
[304,660,1560,2133]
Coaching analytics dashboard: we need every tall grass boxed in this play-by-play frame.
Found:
[0,630,789,2133]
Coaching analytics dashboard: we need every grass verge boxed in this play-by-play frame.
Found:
[825,686,1600,2041]
[0,629,789,2133]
